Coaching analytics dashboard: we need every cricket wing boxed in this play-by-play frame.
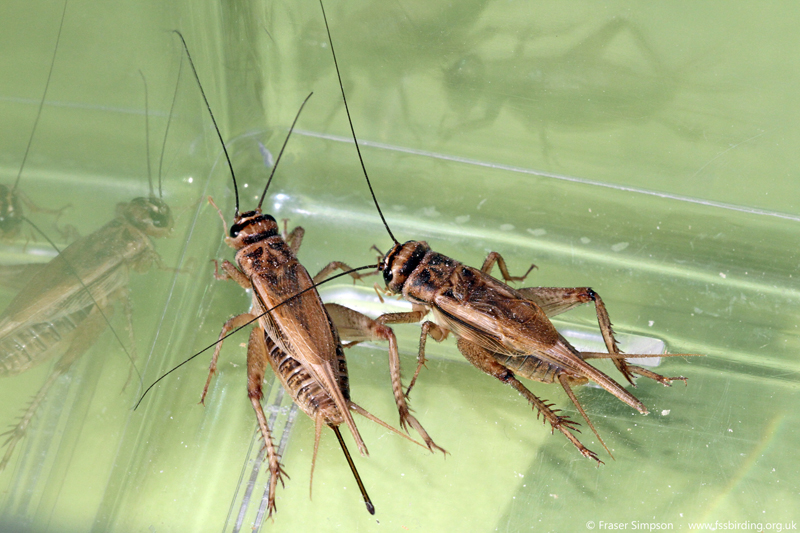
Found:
[433,268,646,412]
[0,219,145,333]
[251,263,367,454]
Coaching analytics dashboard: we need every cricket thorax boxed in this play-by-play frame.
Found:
[227,209,280,249]
[404,251,461,303]
[381,240,431,293]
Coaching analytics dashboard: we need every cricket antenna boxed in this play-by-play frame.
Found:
[139,71,153,198]
[133,263,378,409]
[157,53,184,199]
[13,0,69,194]
[318,0,399,245]
[257,92,314,210]
[173,30,241,215]
[331,425,375,515]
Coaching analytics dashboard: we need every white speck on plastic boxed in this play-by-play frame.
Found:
[611,242,629,252]
[455,215,470,224]
[526,228,546,237]
[580,237,591,244]
[720,272,727,278]
[648,320,654,327]
[500,223,515,231]
[661,409,670,416]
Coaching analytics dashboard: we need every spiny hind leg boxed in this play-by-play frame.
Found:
[480,252,536,283]
[518,287,638,383]
[246,327,287,518]
[456,338,601,464]
[620,364,687,386]
[519,286,692,386]
[1,306,107,471]
[325,303,445,454]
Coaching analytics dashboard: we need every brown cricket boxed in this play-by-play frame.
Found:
[173,31,440,517]
[319,0,699,463]
[0,67,176,470]
[1,0,71,242]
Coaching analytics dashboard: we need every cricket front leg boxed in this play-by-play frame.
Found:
[375,306,447,398]
[213,259,252,289]
[200,312,256,405]
[246,327,288,518]
[456,338,602,464]
[282,222,304,255]
[325,303,445,454]
[312,261,372,285]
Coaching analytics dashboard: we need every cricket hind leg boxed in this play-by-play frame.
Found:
[0,305,107,471]
[246,326,288,518]
[558,374,613,459]
[456,338,602,464]
[517,286,692,386]
[324,303,446,454]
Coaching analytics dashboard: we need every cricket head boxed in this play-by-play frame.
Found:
[225,208,279,250]
[0,185,23,239]
[380,240,430,294]
[119,196,173,238]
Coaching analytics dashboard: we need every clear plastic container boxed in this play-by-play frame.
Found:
[1,1,798,532]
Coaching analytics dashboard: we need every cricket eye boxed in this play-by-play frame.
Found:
[151,209,169,228]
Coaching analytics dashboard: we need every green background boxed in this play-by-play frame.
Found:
[0,0,798,531]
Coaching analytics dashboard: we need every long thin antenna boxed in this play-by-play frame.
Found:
[139,71,153,197]
[133,263,378,409]
[318,0,399,244]
[157,54,184,199]
[13,0,69,192]
[331,425,375,515]
[173,30,240,215]
[257,92,314,210]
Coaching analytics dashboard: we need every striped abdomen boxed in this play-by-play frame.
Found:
[0,305,94,376]
[493,353,591,386]
[266,335,350,426]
